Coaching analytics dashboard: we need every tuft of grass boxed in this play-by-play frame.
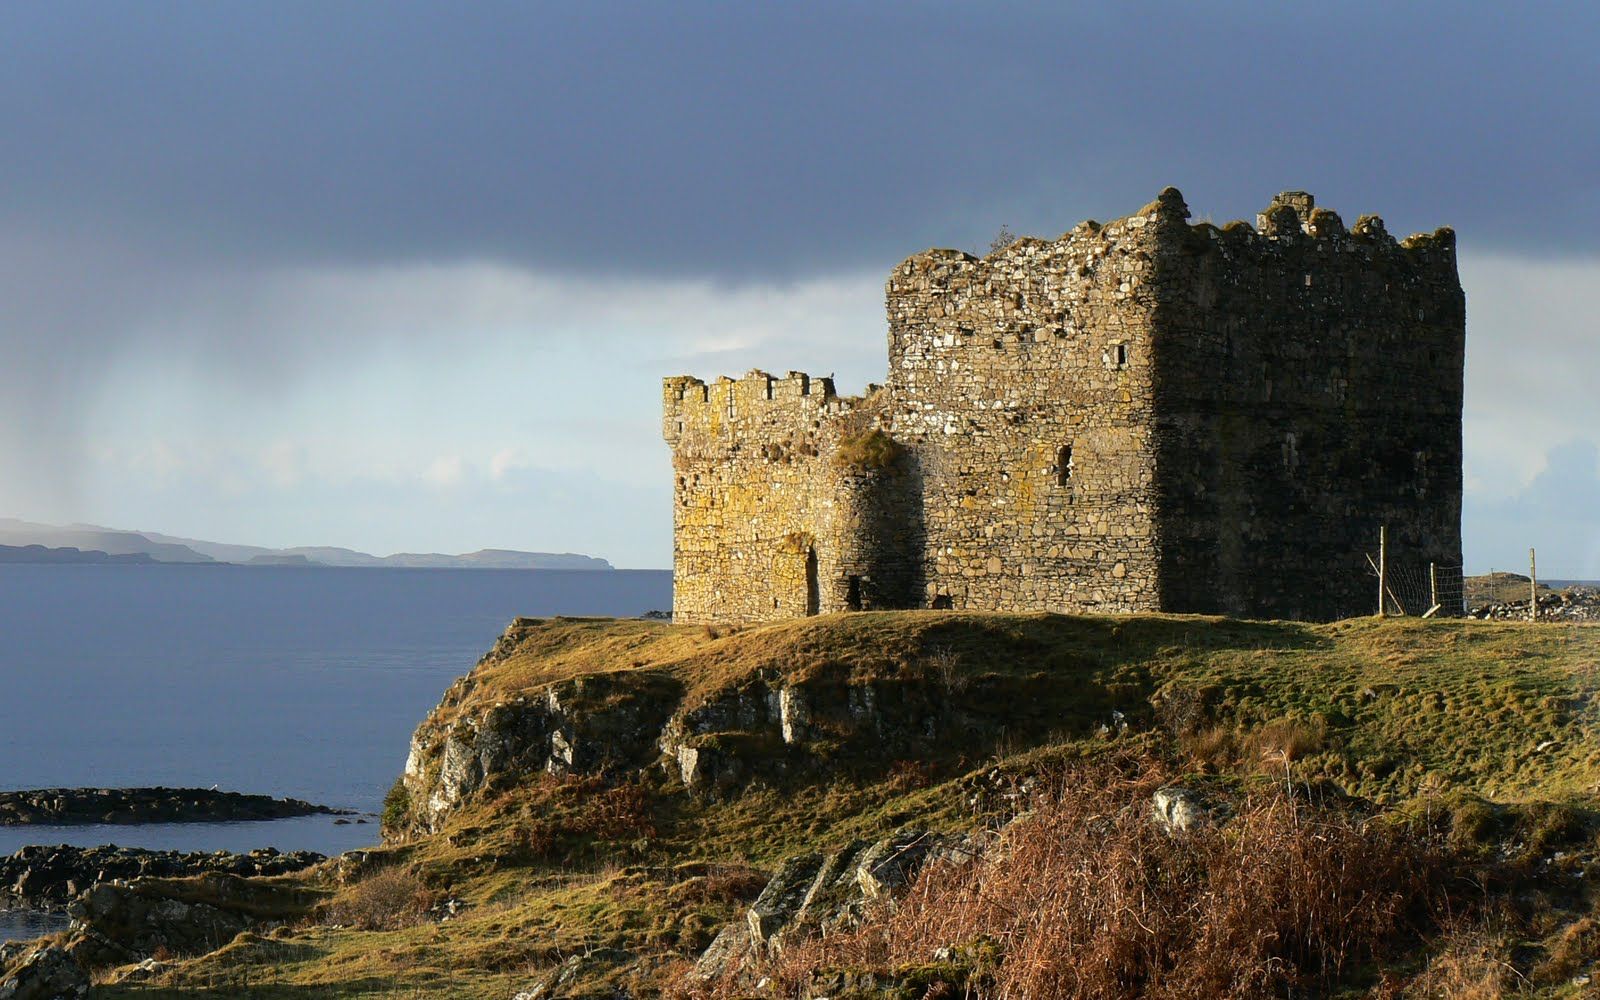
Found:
[322,866,438,931]
[833,428,902,470]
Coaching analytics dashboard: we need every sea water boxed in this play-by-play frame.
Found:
[0,563,671,941]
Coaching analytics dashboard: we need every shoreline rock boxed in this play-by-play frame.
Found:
[1,845,325,911]
[0,788,348,827]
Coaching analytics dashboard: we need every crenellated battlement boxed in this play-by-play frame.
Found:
[662,369,843,446]
[664,188,1465,625]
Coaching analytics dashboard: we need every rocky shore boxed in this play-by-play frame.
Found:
[0,787,347,826]
[0,844,326,910]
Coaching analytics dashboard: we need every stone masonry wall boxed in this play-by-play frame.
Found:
[881,195,1178,612]
[1148,192,1464,619]
[664,373,919,624]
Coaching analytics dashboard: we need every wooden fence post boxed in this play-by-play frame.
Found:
[1530,548,1538,622]
[1378,525,1388,617]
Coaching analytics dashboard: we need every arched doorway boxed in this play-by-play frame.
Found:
[774,532,820,618]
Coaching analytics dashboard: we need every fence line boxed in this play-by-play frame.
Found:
[1369,527,1556,621]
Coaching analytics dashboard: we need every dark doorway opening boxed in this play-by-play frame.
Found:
[805,548,820,616]
[845,575,863,611]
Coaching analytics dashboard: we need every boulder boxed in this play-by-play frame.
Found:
[689,921,753,983]
[747,853,824,953]
[704,830,967,978]
[1151,786,1208,834]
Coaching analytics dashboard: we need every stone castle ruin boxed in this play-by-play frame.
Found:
[663,189,1464,623]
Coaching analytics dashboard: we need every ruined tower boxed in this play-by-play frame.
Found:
[664,189,1465,624]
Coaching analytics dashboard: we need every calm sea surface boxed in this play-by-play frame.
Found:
[0,563,671,941]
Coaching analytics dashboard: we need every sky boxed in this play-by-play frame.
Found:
[1,3,1597,573]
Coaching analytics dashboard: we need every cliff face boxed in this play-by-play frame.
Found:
[385,612,1163,840]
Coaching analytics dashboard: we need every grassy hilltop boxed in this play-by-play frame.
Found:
[87,612,1600,998]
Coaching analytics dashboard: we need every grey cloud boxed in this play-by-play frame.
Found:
[3,2,1599,557]
[0,2,1595,281]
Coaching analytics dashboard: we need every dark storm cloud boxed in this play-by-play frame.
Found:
[1,1,1595,279]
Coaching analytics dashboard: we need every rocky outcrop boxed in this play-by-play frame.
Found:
[0,788,346,826]
[391,618,1136,838]
[690,830,972,984]
[510,947,642,1000]
[62,872,323,968]
[0,946,88,1000]
[397,668,683,835]
[0,844,324,910]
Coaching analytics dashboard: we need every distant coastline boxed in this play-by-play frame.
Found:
[0,517,613,570]
[0,544,156,565]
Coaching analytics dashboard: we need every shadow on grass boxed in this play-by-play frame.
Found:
[911,612,1333,672]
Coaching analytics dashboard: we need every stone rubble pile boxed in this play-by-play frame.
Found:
[1468,587,1600,622]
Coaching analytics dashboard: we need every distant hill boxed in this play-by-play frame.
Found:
[0,518,614,570]
[244,553,319,567]
[0,544,157,565]
[0,519,212,562]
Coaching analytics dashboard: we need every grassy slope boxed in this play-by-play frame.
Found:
[98,613,1600,998]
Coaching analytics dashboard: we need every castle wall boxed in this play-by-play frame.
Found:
[664,372,919,624]
[1148,193,1465,619]
[663,188,1465,625]
[881,198,1182,612]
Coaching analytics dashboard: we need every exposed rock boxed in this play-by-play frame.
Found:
[778,686,810,745]
[395,617,1144,834]
[100,957,170,985]
[856,834,950,900]
[688,922,753,983]
[747,853,824,953]
[695,830,968,984]
[0,947,88,1000]
[0,844,323,910]
[399,667,682,836]
[63,871,322,968]
[0,787,346,826]
[509,947,637,1000]
[1151,785,1208,834]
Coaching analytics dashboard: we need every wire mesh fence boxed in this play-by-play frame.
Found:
[1366,556,1464,617]
[1366,528,1594,621]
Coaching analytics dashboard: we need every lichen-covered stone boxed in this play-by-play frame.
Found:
[665,189,1464,623]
